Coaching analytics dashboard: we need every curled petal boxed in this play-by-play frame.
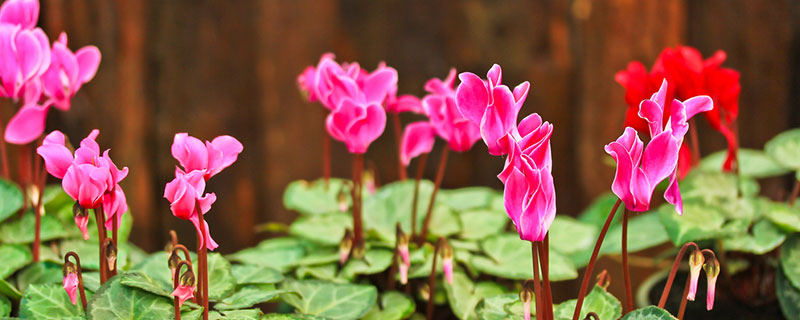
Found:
[171,284,195,308]
[455,72,489,126]
[74,213,89,240]
[5,103,49,144]
[37,130,73,178]
[63,273,78,305]
[400,121,435,166]
[75,46,101,84]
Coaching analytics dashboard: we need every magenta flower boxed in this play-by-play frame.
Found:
[0,24,48,101]
[63,272,78,305]
[326,98,386,154]
[442,255,454,284]
[171,133,243,180]
[385,92,423,114]
[497,114,553,183]
[297,53,334,103]
[172,276,195,308]
[0,0,38,30]
[40,32,100,110]
[422,91,480,152]
[400,121,435,166]
[455,64,530,155]
[605,80,712,214]
[164,170,218,251]
[502,145,556,242]
[314,56,397,111]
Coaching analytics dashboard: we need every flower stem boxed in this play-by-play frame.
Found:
[194,232,203,306]
[788,180,800,205]
[392,112,406,180]
[689,118,701,165]
[173,260,192,320]
[677,275,691,319]
[539,236,554,320]
[621,209,633,314]
[65,251,87,311]
[94,208,107,284]
[426,238,444,320]
[418,148,449,246]
[0,118,8,178]
[322,119,331,188]
[531,242,543,320]
[197,217,209,320]
[32,155,45,263]
[572,198,622,320]
[352,154,364,249]
[410,153,428,240]
[170,230,179,248]
[657,242,699,308]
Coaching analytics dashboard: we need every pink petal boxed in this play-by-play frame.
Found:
[5,103,49,144]
[74,213,89,240]
[0,0,38,30]
[63,273,78,305]
[604,128,639,207]
[208,135,243,175]
[400,121,435,166]
[503,167,527,229]
[640,131,679,188]
[37,130,73,179]
[190,214,218,251]
[15,29,42,83]
[75,46,101,84]
[442,257,453,284]
[638,100,663,138]
[361,66,397,104]
[480,85,518,155]
[347,103,386,154]
[455,72,489,126]
[664,170,683,215]
[706,276,717,310]
[512,81,530,110]
[487,64,502,89]
[682,95,713,120]
[172,284,195,308]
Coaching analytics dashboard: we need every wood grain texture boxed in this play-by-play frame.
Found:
[34,0,800,253]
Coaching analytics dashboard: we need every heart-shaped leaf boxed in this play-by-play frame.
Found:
[279,279,377,320]
[777,265,800,320]
[620,306,677,319]
[289,212,352,246]
[20,283,93,319]
[227,237,306,272]
[458,209,508,241]
[284,179,351,215]
[0,211,77,244]
[780,234,800,289]
[475,293,523,320]
[362,291,415,320]
[0,244,32,279]
[215,284,288,310]
[86,276,173,319]
[470,233,577,281]
[765,128,800,170]
[658,202,726,246]
[339,249,393,279]
[16,261,63,292]
[549,216,598,255]
[232,264,284,285]
[701,148,791,178]
[439,187,497,212]
[553,285,621,320]
[443,272,506,320]
[762,200,800,233]
[0,179,23,224]
[723,219,786,254]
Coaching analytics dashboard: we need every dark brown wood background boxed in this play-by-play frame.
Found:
[34,0,800,253]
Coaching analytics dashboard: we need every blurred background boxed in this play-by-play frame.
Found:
[30,0,800,254]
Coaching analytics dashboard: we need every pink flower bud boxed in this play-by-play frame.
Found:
[687,250,704,301]
[704,258,720,311]
[399,261,409,285]
[62,262,78,305]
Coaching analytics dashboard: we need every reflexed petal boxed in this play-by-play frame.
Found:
[400,121,435,166]
[455,72,489,125]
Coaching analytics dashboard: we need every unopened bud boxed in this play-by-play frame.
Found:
[339,229,354,264]
[73,203,89,240]
[419,283,430,301]
[352,241,366,260]
[520,280,534,320]
[179,269,196,287]
[364,170,376,195]
[63,261,77,277]
[105,241,117,272]
[396,224,410,267]
[440,239,453,284]
[337,187,349,212]
[687,250,705,301]
[27,184,40,208]
[168,251,181,279]
[703,257,720,311]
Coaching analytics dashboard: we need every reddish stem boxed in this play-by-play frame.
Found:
[197,216,209,320]
[352,154,364,249]
[65,251,88,311]
[170,230,179,248]
[689,118,701,165]
[32,156,45,262]
[0,117,7,178]
[418,148,449,246]
[531,242,543,320]
[426,238,444,320]
[94,208,107,283]
[539,236,554,320]
[789,180,799,206]
[410,153,428,240]
[621,209,633,314]
[392,112,407,181]
[194,232,203,305]
[572,198,622,320]
[322,126,331,188]
[173,260,193,320]
[677,275,691,319]
[658,242,700,308]
[112,210,118,252]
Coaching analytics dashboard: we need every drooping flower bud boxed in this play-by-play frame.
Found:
[398,255,409,285]
[104,240,117,273]
[26,184,40,208]
[62,261,79,305]
[419,283,430,301]
[364,169,376,195]
[339,229,354,264]
[440,239,454,284]
[520,280,535,320]
[72,202,89,240]
[337,186,349,213]
[168,250,181,280]
[687,249,705,301]
[172,268,196,308]
[352,241,366,260]
[703,256,720,311]
[396,224,410,267]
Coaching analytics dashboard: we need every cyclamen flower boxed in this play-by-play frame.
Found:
[171,133,243,180]
[63,271,78,305]
[616,46,739,175]
[0,0,39,29]
[606,80,712,215]
[163,170,218,251]
[0,23,48,102]
[314,55,397,111]
[400,121,435,166]
[456,64,530,155]
[172,271,196,308]
[37,130,129,233]
[422,69,480,152]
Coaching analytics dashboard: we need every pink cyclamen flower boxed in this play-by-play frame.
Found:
[497,113,553,183]
[502,146,557,242]
[326,98,386,154]
[172,275,195,308]
[164,170,219,251]
[40,32,101,110]
[297,53,335,103]
[605,80,712,214]
[0,0,39,30]
[385,92,423,114]
[314,55,397,111]
[63,272,78,305]
[400,121,435,166]
[423,91,480,152]
[171,133,244,180]
[456,64,530,155]
[0,23,48,100]
[442,255,453,284]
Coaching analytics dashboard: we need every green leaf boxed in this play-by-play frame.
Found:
[279,279,377,320]
[262,313,327,319]
[0,244,32,279]
[458,209,508,240]
[679,171,757,203]
[119,272,173,297]
[777,265,800,320]
[658,202,726,245]
[362,291,415,320]
[762,200,800,233]
[295,264,338,281]
[42,185,72,216]
[232,264,284,285]
[620,306,677,319]
[289,212,352,246]
[228,237,306,272]
[553,285,621,320]
[0,294,10,317]
[470,233,577,281]
[765,128,800,169]
[604,212,669,254]
[211,309,263,319]
[0,179,23,224]
[130,252,189,293]
[0,278,23,300]
[206,253,236,301]
[59,239,133,271]
[439,187,496,211]
[363,180,460,244]
[443,272,505,320]
[86,276,173,320]
[0,211,76,244]
[700,148,791,178]
[214,284,287,310]
[549,216,597,254]
[723,219,786,254]
[780,234,800,289]
[81,272,101,292]
[475,293,521,320]
[339,249,393,279]
[578,193,622,228]
[19,283,92,319]
[284,178,350,215]
[16,262,63,292]
[293,248,340,267]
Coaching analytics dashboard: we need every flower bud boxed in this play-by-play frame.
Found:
[703,257,720,311]
[339,229,353,264]
[168,251,181,280]
[62,261,79,305]
[105,240,117,272]
[419,283,430,301]
[520,280,534,320]
[27,184,40,208]
[73,202,89,240]
[172,268,196,308]
[440,239,453,285]
[364,170,376,195]
[352,241,366,260]
[337,187,349,212]
[687,250,705,301]
[398,255,409,285]
[396,224,410,267]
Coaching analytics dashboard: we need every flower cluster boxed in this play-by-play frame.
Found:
[616,45,738,176]
[456,65,555,242]
[0,0,101,144]
[37,129,128,239]
[163,133,243,251]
